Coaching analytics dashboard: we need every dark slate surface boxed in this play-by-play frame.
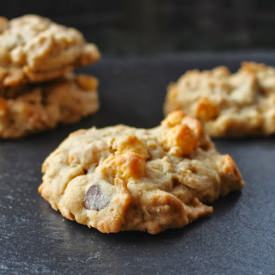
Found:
[0,53,275,275]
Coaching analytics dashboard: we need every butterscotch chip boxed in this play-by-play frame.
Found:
[0,17,8,32]
[38,112,244,234]
[108,152,147,180]
[0,15,100,90]
[195,97,219,121]
[0,74,99,138]
[164,62,275,136]
[76,75,98,91]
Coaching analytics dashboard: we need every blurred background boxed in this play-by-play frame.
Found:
[2,0,275,55]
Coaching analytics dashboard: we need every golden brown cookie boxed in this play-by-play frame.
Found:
[39,111,244,234]
[0,15,100,90]
[164,62,275,137]
[0,74,99,138]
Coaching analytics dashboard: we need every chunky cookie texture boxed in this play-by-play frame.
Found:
[0,15,100,89]
[164,62,275,137]
[0,74,99,138]
[39,111,244,234]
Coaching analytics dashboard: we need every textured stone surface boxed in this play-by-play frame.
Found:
[0,53,275,274]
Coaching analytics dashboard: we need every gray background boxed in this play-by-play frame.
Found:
[2,0,275,55]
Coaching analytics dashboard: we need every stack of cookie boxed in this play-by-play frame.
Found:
[0,15,100,138]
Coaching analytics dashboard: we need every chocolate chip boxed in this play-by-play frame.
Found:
[84,184,110,211]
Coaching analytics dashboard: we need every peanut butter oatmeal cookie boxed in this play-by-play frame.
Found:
[164,62,275,137]
[39,111,244,234]
[0,74,99,138]
[0,15,100,90]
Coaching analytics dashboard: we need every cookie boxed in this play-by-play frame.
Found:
[39,111,244,234]
[164,62,275,137]
[0,74,99,138]
[0,15,100,90]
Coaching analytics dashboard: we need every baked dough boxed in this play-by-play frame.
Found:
[0,74,99,138]
[164,62,275,136]
[0,15,100,90]
[39,111,244,234]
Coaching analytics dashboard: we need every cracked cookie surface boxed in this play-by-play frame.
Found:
[0,15,100,90]
[39,111,244,234]
[164,62,275,137]
[0,74,99,138]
